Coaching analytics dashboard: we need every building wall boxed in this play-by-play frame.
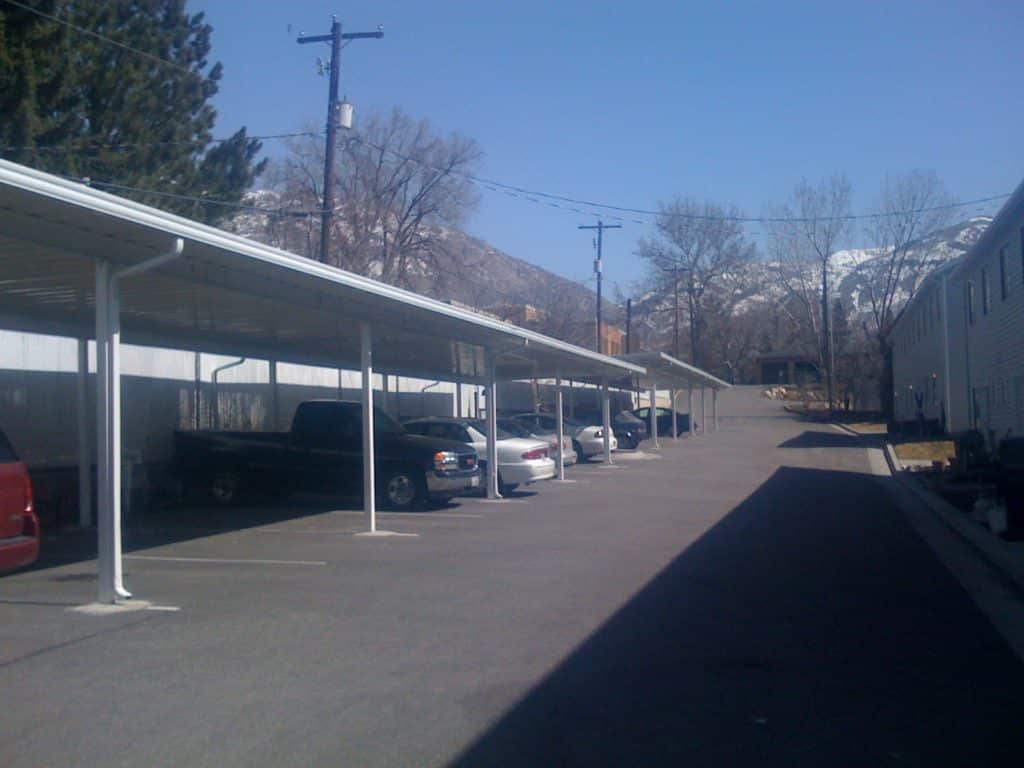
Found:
[0,330,456,467]
[954,217,1024,443]
[890,184,1024,443]
[891,278,950,428]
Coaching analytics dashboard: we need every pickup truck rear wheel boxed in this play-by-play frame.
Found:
[210,471,242,505]
[380,468,425,510]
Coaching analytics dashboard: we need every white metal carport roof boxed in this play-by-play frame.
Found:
[0,160,644,385]
[613,351,730,444]
[0,159,644,605]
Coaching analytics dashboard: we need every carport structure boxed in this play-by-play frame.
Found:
[616,352,731,447]
[0,160,644,604]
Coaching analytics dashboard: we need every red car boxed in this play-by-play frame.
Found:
[0,428,39,572]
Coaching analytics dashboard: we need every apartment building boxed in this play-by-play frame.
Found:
[890,178,1024,443]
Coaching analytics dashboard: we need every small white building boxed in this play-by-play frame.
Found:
[890,178,1024,444]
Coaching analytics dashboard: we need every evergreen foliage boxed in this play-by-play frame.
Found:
[0,0,265,222]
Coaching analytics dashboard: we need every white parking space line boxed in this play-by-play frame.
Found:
[258,528,365,534]
[380,512,484,519]
[124,555,327,566]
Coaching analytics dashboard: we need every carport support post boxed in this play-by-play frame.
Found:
[95,262,129,602]
[713,389,719,432]
[360,322,376,532]
[649,380,659,448]
[701,388,707,434]
[77,338,92,528]
[688,385,695,436]
[671,388,678,440]
[269,359,279,430]
[555,375,566,481]
[485,353,500,499]
[601,379,613,464]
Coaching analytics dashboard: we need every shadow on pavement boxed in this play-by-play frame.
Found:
[449,466,1024,767]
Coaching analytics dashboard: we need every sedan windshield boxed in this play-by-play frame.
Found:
[468,419,513,440]
[496,419,533,438]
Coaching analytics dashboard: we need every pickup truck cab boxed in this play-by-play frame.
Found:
[175,400,480,509]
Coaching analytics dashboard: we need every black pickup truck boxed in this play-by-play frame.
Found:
[174,400,480,509]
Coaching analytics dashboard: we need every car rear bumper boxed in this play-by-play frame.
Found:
[557,448,578,465]
[501,459,556,485]
[0,531,40,572]
[580,436,618,456]
[426,468,481,497]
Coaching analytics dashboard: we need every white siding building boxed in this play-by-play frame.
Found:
[890,178,1024,444]
[890,259,965,432]
[952,180,1024,444]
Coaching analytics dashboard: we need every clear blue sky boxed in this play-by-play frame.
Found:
[196,0,1024,295]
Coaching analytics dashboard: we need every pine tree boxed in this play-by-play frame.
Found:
[0,1,265,223]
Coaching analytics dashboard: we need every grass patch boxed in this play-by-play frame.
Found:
[893,440,955,462]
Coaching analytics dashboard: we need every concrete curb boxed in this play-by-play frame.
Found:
[833,421,1024,598]
[884,448,1024,598]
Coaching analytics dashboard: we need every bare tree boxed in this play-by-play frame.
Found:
[765,174,852,407]
[636,199,755,367]
[763,235,824,364]
[273,108,482,292]
[861,170,953,421]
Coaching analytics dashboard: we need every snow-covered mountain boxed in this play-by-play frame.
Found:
[729,216,991,320]
[830,216,990,317]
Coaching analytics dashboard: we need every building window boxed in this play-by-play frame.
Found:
[1000,245,1009,300]
[967,281,975,324]
[981,267,990,315]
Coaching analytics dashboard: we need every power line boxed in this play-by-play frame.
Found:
[0,131,321,155]
[1,0,204,78]
[73,177,321,217]
[348,134,1011,225]
[2,129,1009,226]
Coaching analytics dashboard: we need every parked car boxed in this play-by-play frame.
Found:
[175,400,480,510]
[403,417,555,494]
[574,409,648,449]
[632,406,694,436]
[0,427,39,572]
[497,417,577,466]
[510,412,616,461]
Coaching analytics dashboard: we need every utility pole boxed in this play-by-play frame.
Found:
[625,298,632,354]
[578,220,621,354]
[822,266,833,413]
[298,18,382,264]
[673,263,680,359]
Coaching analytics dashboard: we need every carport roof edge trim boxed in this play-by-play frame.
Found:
[0,159,644,379]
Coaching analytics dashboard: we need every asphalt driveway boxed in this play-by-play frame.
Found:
[2,388,1022,766]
